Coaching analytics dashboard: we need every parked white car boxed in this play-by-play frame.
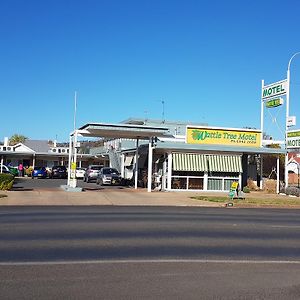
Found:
[83,165,102,182]
[76,167,86,179]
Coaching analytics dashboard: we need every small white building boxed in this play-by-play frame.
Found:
[0,139,107,170]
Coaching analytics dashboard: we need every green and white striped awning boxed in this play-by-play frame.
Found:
[172,153,208,171]
[208,155,242,172]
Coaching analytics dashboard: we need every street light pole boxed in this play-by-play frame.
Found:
[285,52,300,188]
[297,164,300,189]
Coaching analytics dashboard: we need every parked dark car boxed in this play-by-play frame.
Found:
[51,165,67,179]
[32,167,48,179]
[83,165,102,182]
[96,167,122,185]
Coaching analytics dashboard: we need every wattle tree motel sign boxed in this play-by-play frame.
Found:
[186,127,262,147]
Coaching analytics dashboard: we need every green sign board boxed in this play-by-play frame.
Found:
[265,98,283,108]
[287,131,300,138]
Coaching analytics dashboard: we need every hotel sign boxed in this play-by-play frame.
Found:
[186,127,262,147]
[262,80,287,100]
[287,130,300,149]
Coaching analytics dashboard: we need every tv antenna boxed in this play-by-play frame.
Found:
[161,99,165,123]
[144,110,148,122]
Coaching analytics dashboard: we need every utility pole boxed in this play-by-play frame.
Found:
[161,99,165,123]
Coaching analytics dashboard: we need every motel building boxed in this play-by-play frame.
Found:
[68,118,285,193]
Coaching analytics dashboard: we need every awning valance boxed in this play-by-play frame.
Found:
[208,155,242,172]
[172,153,208,171]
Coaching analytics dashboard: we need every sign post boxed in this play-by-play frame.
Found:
[285,52,300,188]
[261,79,288,188]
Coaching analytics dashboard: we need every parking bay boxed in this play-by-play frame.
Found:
[11,177,130,191]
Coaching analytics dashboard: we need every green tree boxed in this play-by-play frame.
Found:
[9,134,28,145]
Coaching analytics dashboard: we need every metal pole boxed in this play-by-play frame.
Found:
[285,52,300,188]
[285,68,290,188]
[261,79,264,147]
[74,91,77,132]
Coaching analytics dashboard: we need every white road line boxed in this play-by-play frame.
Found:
[1,259,300,266]
[271,225,300,228]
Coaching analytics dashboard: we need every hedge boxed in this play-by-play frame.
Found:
[0,173,14,190]
[285,186,300,197]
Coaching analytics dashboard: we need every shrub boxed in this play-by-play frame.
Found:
[247,178,258,191]
[243,186,250,193]
[0,173,14,190]
[285,186,300,197]
[263,179,277,193]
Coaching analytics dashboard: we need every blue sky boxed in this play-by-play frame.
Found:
[1,0,300,142]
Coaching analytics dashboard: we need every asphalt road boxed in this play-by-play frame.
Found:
[1,206,300,299]
[12,177,129,191]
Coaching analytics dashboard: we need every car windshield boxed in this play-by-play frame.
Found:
[103,168,119,175]
[54,166,66,170]
[91,166,102,170]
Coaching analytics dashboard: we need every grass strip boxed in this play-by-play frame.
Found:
[191,195,300,206]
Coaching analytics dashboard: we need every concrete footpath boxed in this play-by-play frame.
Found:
[0,189,223,207]
[0,187,292,207]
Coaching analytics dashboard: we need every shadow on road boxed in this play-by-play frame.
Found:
[82,186,129,191]
[10,187,34,191]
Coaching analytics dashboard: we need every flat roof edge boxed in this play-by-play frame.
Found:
[79,122,169,131]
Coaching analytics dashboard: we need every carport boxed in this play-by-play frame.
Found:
[67,122,171,192]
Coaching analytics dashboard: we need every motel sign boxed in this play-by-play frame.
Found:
[262,79,287,100]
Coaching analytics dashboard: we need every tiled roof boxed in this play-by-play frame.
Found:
[288,152,300,163]
[24,140,50,152]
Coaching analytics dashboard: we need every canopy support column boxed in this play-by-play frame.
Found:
[120,153,125,178]
[162,153,167,191]
[32,154,35,169]
[276,155,280,194]
[167,152,172,190]
[147,138,153,192]
[73,131,78,168]
[0,155,3,173]
[67,135,72,186]
[134,139,139,190]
